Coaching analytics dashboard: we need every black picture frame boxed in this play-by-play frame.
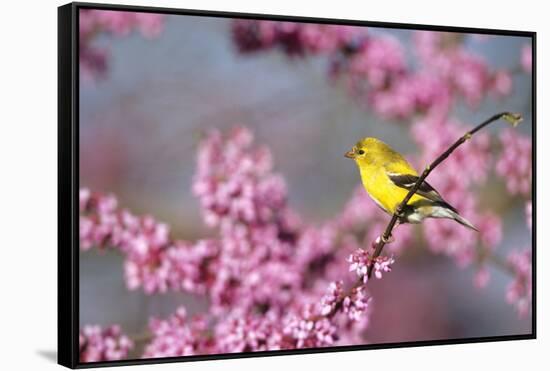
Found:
[58,2,537,368]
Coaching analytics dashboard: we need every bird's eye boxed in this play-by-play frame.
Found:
[357,149,365,155]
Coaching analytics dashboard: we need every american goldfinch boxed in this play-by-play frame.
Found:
[345,137,478,231]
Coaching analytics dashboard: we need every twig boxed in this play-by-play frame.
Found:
[366,111,523,279]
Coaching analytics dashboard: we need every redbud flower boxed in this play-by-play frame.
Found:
[496,129,532,196]
[473,266,490,289]
[490,69,513,98]
[521,44,532,73]
[282,315,337,348]
[477,212,502,250]
[342,285,372,321]
[192,126,288,233]
[348,249,395,282]
[348,249,370,282]
[319,281,344,316]
[79,10,165,81]
[506,248,532,317]
[79,325,133,362]
[215,310,284,352]
[372,255,395,280]
[143,307,210,358]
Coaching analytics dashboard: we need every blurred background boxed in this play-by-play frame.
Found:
[79,12,532,347]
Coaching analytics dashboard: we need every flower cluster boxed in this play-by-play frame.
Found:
[144,290,371,354]
[232,22,515,122]
[80,188,219,295]
[496,128,532,196]
[79,10,165,80]
[521,44,533,73]
[413,31,512,108]
[348,249,395,283]
[342,286,372,322]
[81,126,385,358]
[192,126,289,233]
[79,325,133,362]
[214,305,343,351]
[143,307,211,357]
[232,21,364,56]
[506,248,532,317]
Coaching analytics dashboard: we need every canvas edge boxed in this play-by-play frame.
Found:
[59,2,537,368]
[58,3,79,369]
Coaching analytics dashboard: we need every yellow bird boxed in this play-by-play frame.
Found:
[345,137,478,231]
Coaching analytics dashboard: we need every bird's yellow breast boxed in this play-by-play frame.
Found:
[358,162,423,214]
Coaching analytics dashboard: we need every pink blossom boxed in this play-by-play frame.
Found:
[79,10,165,81]
[348,35,406,90]
[233,22,513,125]
[476,212,502,250]
[79,324,133,362]
[299,24,364,54]
[371,255,395,280]
[337,185,382,229]
[521,44,532,73]
[412,117,492,187]
[506,248,532,317]
[342,285,372,322]
[496,129,532,196]
[451,52,490,107]
[320,281,344,316]
[192,126,288,233]
[81,10,165,40]
[369,73,453,121]
[348,249,395,282]
[231,20,364,56]
[423,217,477,267]
[348,249,370,282]
[490,69,513,98]
[143,307,211,358]
[80,189,220,294]
[282,315,338,348]
[231,20,280,53]
[215,310,284,352]
[473,266,490,289]
[413,30,509,108]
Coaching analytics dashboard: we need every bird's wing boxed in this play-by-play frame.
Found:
[387,173,457,212]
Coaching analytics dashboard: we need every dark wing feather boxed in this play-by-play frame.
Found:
[388,173,458,213]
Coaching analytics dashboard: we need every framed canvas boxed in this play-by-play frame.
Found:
[58,2,536,368]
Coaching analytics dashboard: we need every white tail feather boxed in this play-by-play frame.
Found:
[431,206,478,231]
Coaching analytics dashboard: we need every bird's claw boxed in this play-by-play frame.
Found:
[381,234,394,244]
[375,234,394,245]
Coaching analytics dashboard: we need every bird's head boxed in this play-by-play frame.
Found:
[345,137,390,165]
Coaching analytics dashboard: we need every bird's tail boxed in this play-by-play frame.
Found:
[432,202,479,232]
[450,212,479,232]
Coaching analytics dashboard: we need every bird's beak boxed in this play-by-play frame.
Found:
[344,150,355,159]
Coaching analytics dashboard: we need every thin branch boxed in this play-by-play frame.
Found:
[366,111,523,279]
